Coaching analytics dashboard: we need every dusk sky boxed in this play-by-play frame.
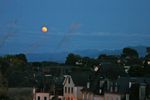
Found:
[0,0,150,54]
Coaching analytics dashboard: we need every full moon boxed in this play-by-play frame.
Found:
[41,26,48,32]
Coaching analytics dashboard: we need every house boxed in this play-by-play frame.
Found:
[103,77,130,100]
[34,91,49,100]
[81,73,107,100]
[33,74,64,100]
[104,93,123,100]
[104,77,150,100]
[63,72,90,100]
[81,75,150,100]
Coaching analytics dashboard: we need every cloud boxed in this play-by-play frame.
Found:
[0,20,18,48]
[63,31,150,37]
[54,22,81,51]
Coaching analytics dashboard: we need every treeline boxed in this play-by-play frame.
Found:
[0,54,61,99]
[65,47,150,77]
[0,54,62,87]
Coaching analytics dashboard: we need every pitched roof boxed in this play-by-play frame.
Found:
[70,71,90,86]
[116,77,150,93]
[116,77,130,93]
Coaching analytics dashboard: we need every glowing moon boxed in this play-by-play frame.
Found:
[41,26,48,32]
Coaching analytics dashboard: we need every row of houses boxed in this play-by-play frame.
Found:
[33,70,150,100]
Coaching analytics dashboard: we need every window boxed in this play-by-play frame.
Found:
[68,87,70,93]
[68,77,70,84]
[37,96,40,100]
[111,96,113,100]
[71,87,73,93]
[44,97,47,100]
[106,96,108,100]
[65,87,67,93]
[71,97,73,100]
[116,97,119,100]
[68,97,70,100]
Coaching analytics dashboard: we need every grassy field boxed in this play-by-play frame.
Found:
[8,88,33,100]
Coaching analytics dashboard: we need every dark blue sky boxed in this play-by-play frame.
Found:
[0,0,150,54]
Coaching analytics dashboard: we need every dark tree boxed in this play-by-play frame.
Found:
[128,65,145,77]
[98,54,107,60]
[65,53,81,65]
[0,72,8,99]
[122,48,139,59]
[104,64,125,80]
[129,83,139,100]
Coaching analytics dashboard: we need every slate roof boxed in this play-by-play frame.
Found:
[115,77,130,93]
[35,73,65,95]
[70,71,91,87]
[81,76,150,96]
[54,76,65,95]
[116,77,150,93]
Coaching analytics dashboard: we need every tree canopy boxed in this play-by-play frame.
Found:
[122,48,139,59]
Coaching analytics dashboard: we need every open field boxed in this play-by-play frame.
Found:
[8,88,33,100]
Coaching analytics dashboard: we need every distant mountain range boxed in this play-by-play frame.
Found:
[26,46,148,63]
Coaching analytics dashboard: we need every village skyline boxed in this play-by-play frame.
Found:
[0,0,150,100]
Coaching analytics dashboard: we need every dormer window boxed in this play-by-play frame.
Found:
[68,77,70,84]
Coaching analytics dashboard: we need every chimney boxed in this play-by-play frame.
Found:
[115,82,118,92]
[99,89,102,94]
[110,86,113,92]
[33,87,36,100]
[129,82,132,88]
[87,82,90,88]
[139,83,146,100]
[110,82,113,92]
